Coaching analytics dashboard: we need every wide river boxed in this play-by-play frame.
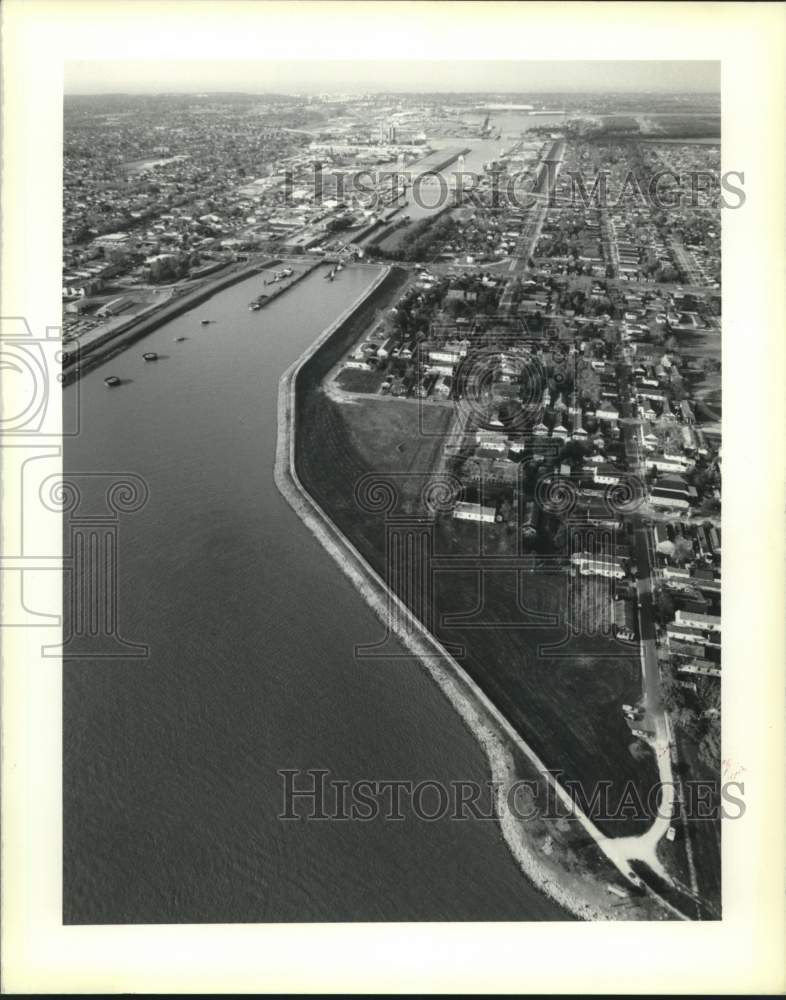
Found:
[63,263,567,923]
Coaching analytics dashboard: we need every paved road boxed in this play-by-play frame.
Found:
[604,368,684,881]
[499,140,566,312]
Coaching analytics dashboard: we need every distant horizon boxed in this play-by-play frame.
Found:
[64,60,720,97]
[64,89,720,99]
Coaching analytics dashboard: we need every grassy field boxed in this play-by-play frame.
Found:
[341,398,453,477]
[334,368,386,394]
[429,532,657,837]
[297,394,454,553]
[296,383,660,836]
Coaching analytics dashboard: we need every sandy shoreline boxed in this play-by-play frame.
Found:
[274,265,660,921]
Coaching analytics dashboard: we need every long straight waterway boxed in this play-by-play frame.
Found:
[63,263,567,922]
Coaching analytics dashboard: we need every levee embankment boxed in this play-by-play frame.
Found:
[275,265,672,921]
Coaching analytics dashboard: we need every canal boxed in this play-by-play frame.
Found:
[62,263,567,923]
[374,120,562,244]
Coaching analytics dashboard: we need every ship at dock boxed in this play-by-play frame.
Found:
[250,267,297,308]
[265,267,294,286]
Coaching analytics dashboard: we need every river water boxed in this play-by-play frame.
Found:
[386,122,561,228]
[63,263,567,923]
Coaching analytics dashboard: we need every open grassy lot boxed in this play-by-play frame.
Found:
[334,368,386,394]
[374,222,411,255]
[430,554,657,836]
[297,393,453,552]
[342,398,453,476]
[296,381,660,836]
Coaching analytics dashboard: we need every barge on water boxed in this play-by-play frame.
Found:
[265,267,294,286]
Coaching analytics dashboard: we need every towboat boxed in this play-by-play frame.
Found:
[104,375,121,387]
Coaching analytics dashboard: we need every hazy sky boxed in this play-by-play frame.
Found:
[65,60,720,96]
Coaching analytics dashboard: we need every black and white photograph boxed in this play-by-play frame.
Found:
[1,1,784,993]
[61,58,727,925]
